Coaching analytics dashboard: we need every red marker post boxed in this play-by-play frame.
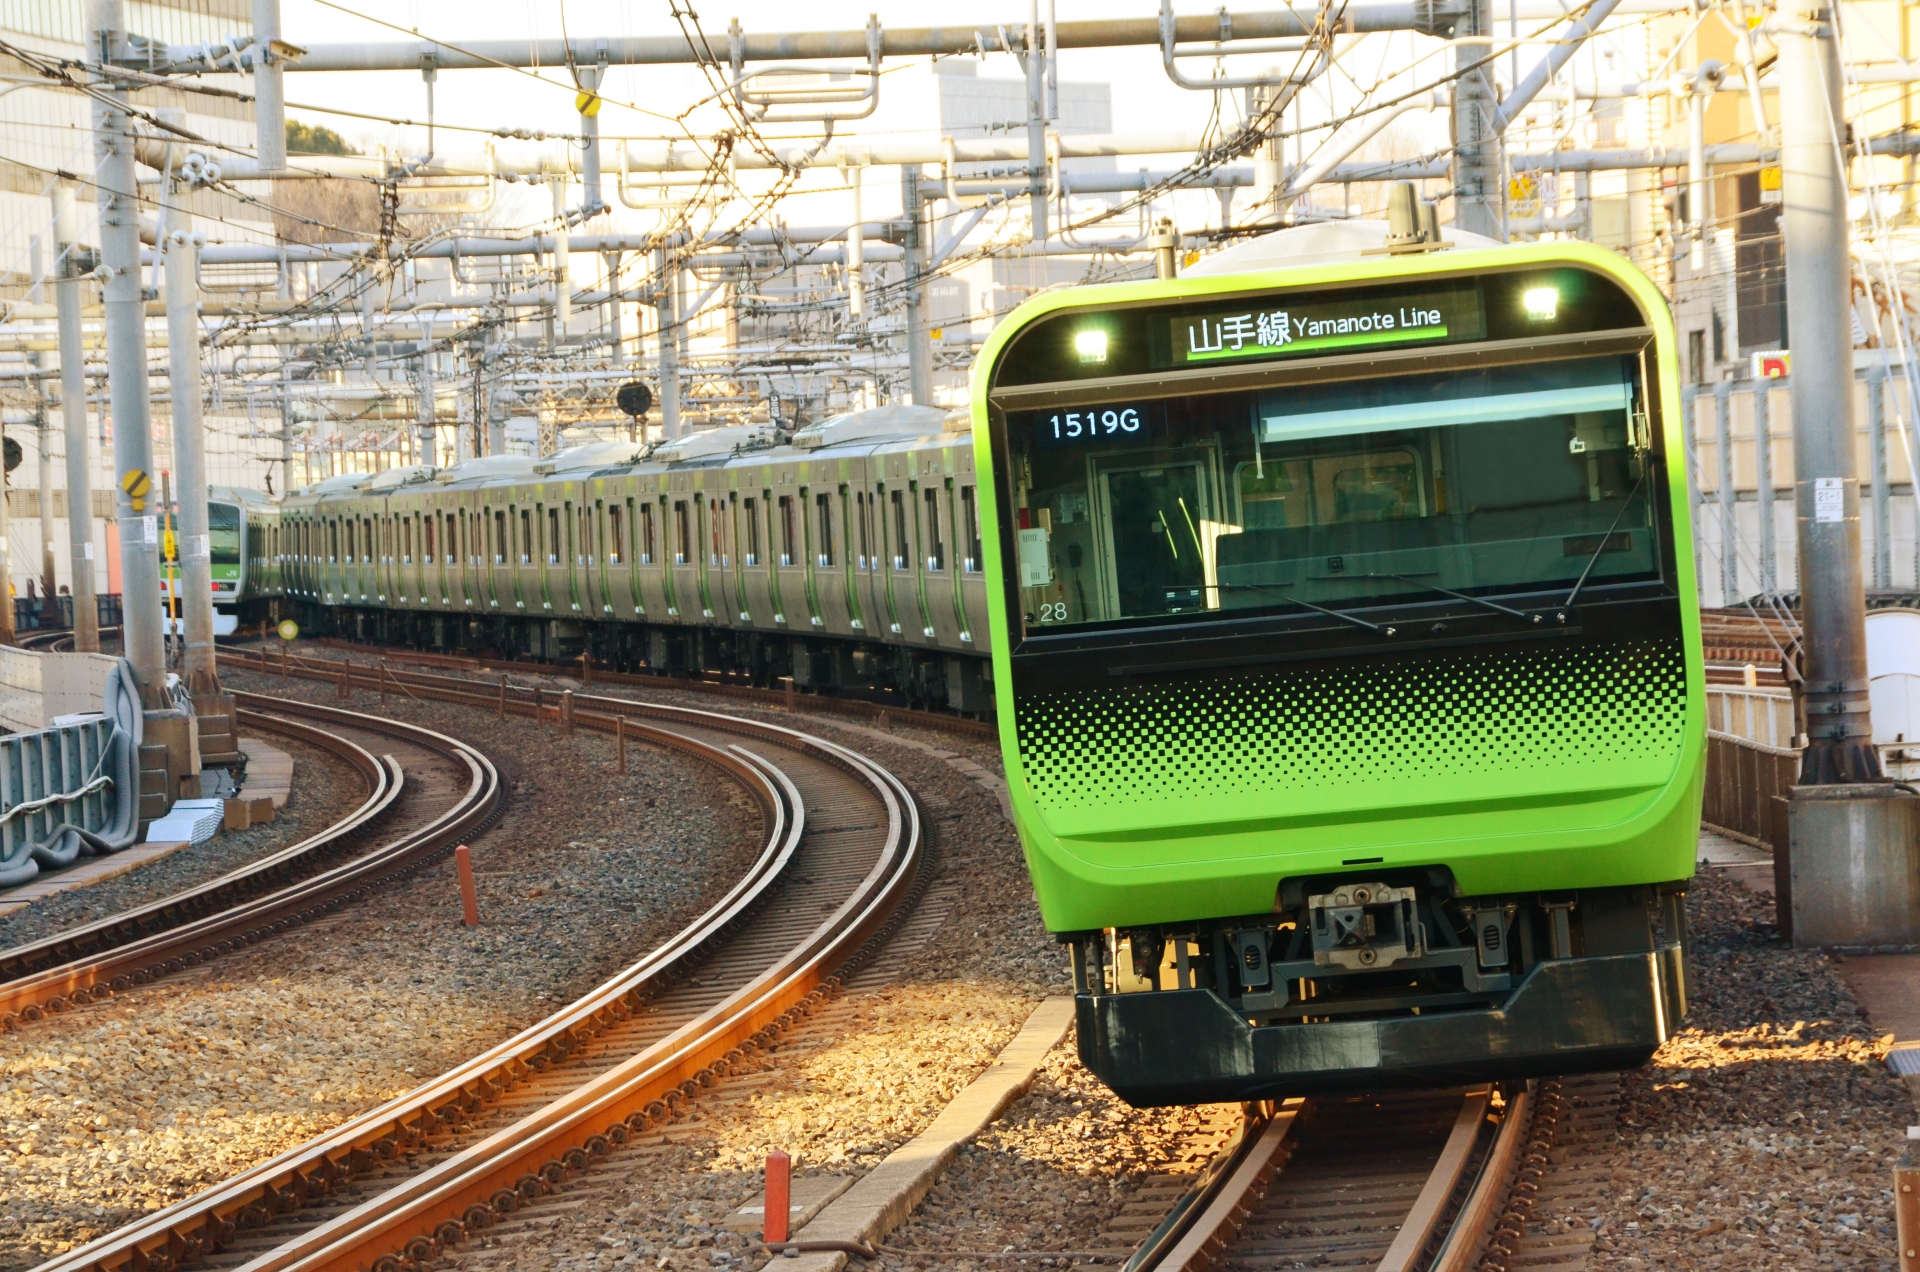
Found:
[763,1150,791,1244]
[455,844,479,926]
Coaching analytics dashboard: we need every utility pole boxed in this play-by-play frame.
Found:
[655,247,682,438]
[278,362,295,494]
[163,183,218,692]
[1780,4,1876,784]
[1026,0,1049,248]
[902,165,932,407]
[1774,1,1920,950]
[1451,0,1502,238]
[87,0,166,700]
[35,389,56,607]
[52,184,99,653]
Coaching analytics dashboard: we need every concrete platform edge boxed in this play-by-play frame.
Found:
[776,995,1076,1271]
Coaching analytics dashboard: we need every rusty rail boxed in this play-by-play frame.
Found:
[0,697,499,1029]
[42,677,922,1272]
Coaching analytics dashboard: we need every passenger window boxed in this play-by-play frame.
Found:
[609,506,623,564]
[856,492,873,569]
[547,508,560,564]
[494,511,507,563]
[519,509,532,563]
[815,492,835,568]
[674,500,690,565]
[639,504,656,564]
[924,488,945,571]
[778,495,796,567]
[961,486,981,572]
[744,497,760,565]
[890,490,909,569]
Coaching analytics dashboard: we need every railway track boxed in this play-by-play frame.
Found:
[1106,1077,1571,1272]
[34,677,924,1272]
[0,695,501,1030]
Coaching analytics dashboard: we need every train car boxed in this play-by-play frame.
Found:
[160,485,282,634]
[973,224,1703,1104]
[277,407,996,714]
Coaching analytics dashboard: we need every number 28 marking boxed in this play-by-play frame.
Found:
[1038,602,1069,623]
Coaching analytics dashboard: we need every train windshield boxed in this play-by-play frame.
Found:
[1005,355,1658,635]
[208,503,242,566]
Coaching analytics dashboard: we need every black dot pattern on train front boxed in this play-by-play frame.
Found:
[1012,640,1689,812]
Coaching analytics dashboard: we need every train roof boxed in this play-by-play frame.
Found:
[1182,219,1503,277]
[208,485,276,508]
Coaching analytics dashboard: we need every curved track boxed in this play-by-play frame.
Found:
[1113,1080,1557,1272]
[34,681,923,1272]
[0,695,501,1029]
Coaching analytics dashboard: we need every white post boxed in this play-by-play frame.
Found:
[163,186,218,690]
[51,184,99,652]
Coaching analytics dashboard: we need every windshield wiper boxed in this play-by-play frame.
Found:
[1216,583,1398,636]
[1365,574,1545,625]
[1559,468,1650,619]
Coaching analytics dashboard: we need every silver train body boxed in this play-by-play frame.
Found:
[274,407,996,713]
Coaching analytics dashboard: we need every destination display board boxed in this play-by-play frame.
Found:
[1164,281,1486,368]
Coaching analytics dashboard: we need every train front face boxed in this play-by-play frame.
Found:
[975,244,1703,1106]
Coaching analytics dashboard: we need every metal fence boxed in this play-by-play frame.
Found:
[0,715,124,886]
[1701,685,1798,854]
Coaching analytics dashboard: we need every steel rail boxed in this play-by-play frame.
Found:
[0,696,501,1029]
[1134,1085,1521,1272]
[0,713,391,1021]
[244,727,920,1272]
[37,694,920,1272]
[36,716,794,1272]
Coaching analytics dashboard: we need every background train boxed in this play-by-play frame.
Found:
[242,404,997,715]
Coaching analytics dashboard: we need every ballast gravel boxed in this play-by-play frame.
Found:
[0,670,764,1269]
[1579,870,1909,1272]
[0,733,359,952]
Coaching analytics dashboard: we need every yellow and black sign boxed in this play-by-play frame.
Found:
[121,469,150,512]
[575,90,602,117]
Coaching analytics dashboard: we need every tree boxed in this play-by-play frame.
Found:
[286,121,358,156]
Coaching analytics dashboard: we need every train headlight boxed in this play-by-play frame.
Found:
[1523,287,1558,320]
[1074,329,1108,363]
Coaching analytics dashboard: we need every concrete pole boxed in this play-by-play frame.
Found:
[36,402,55,605]
[163,189,218,691]
[251,0,287,171]
[1026,0,1049,248]
[654,247,681,438]
[1452,0,1502,238]
[550,178,572,339]
[577,63,605,214]
[278,362,295,493]
[1780,3,1878,782]
[902,165,933,406]
[417,345,438,468]
[52,184,99,653]
[846,173,866,321]
[88,0,166,699]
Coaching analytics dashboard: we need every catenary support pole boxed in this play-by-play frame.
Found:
[52,184,98,653]
[251,0,287,171]
[903,165,932,406]
[36,390,56,604]
[163,186,218,691]
[278,361,295,493]
[89,0,166,699]
[1779,3,1877,780]
[1027,0,1049,247]
[655,247,681,438]
[1452,0,1502,237]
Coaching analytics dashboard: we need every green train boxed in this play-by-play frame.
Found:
[158,485,283,636]
[976,237,1702,1103]
[274,409,994,712]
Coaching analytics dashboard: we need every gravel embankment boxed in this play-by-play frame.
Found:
[0,733,358,952]
[1581,870,1907,1271]
[0,670,765,1268]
